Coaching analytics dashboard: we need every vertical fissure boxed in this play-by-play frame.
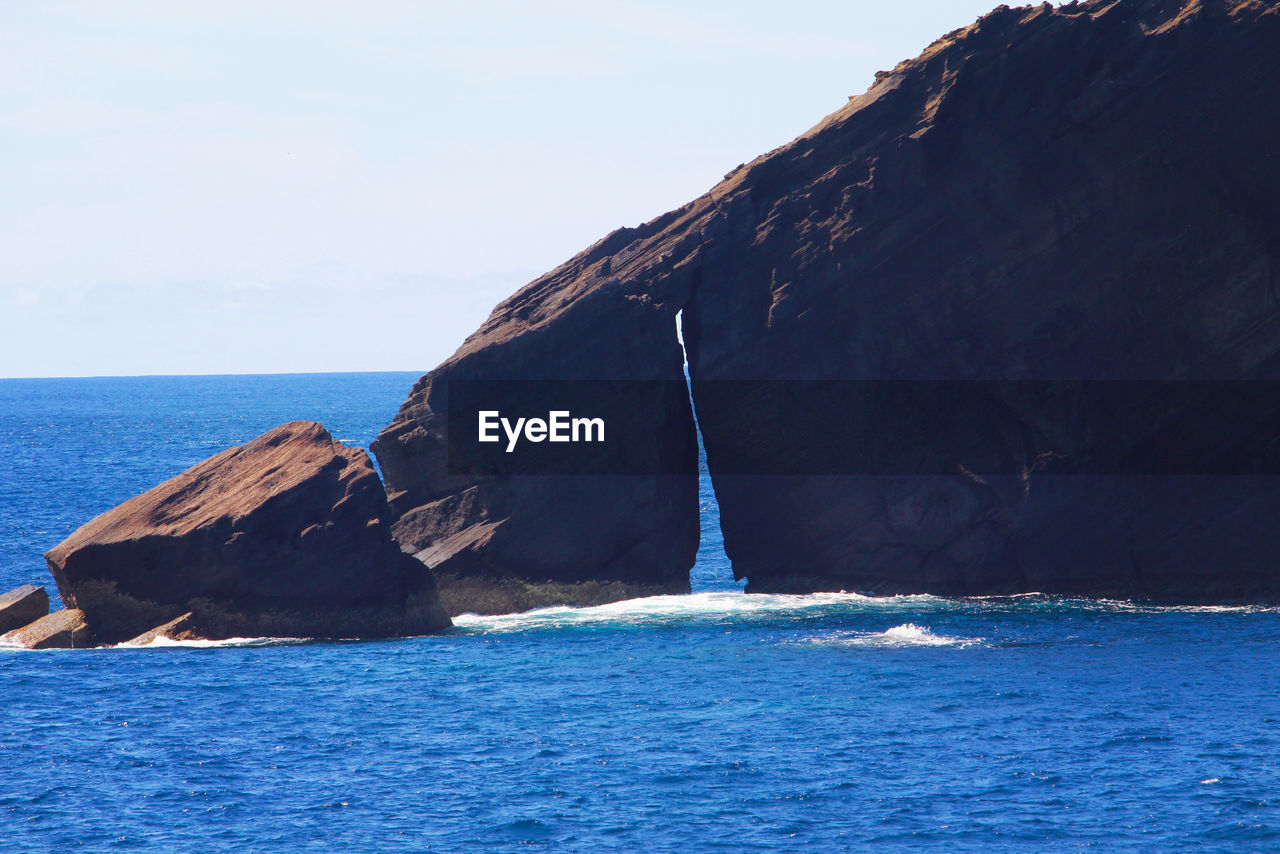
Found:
[675,309,740,592]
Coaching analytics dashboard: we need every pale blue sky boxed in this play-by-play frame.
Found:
[2,0,1003,377]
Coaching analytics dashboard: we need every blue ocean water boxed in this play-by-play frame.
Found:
[2,373,1278,852]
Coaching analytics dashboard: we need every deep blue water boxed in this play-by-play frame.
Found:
[2,373,1279,852]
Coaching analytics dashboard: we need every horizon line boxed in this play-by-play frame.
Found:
[0,369,428,381]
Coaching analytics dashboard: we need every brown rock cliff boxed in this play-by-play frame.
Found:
[47,421,451,643]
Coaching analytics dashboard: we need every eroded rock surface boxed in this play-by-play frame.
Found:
[46,421,450,644]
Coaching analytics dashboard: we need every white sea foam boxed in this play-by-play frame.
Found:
[7,590,1262,651]
[950,593,1279,615]
[1054,597,1280,615]
[805,622,982,648]
[115,636,310,649]
[1140,603,1278,614]
[452,590,942,634]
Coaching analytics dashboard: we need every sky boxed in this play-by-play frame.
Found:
[2,0,1005,378]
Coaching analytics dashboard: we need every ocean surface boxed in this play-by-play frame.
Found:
[1,372,1278,852]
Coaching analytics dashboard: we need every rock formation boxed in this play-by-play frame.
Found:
[681,0,1280,601]
[124,612,200,646]
[4,609,91,650]
[46,421,451,644]
[371,249,702,615]
[380,0,1280,605]
[0,585,49,634]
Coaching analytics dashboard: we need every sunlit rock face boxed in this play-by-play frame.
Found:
[47,421,450,643]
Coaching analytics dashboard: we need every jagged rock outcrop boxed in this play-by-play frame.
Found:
[46,422,451,644]
[4,609,91,650]
[381,0,1280,604]
[372,243,702,615]
[0,585,49,634]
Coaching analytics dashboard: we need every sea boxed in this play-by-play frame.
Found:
[1,372,1278,852]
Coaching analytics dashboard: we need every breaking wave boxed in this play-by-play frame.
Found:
[114,636,313,650]
[452,590,941,634]
[453,588,1275,637]
[5,591,1268,651]
[805,622,983,648]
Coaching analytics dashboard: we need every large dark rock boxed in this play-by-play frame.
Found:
[0,585,49,634]
[407,0,1280,603]
[378,0,1280,604]
[46,421,451,644]
[678,0,1280,601]
[372,239,702,615]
